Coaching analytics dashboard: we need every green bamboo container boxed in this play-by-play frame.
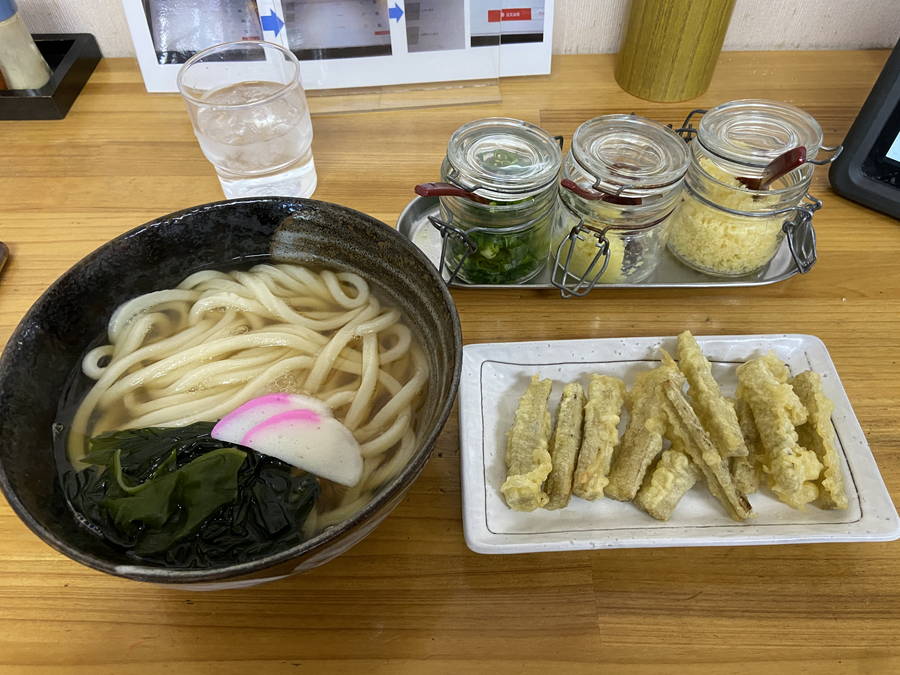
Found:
[615,0,736,102]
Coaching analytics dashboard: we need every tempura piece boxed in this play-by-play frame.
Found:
[736,358,822,509]
[758,353,809,427]
[501,375,554,511]
[544,382,586,510]
[792,371,849,510]
[676,330,747,458]
[571,375,626,501]
[605,352,681,502]
[731,393,762,495]
[634,444,701,521]
[662,380,753,521]
[759,352,792,385]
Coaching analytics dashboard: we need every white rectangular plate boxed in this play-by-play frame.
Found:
[459,335,900,554]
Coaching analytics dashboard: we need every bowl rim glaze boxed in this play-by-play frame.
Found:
[0,197,462,584]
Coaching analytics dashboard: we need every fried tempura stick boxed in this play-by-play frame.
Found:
[571,375,626,501]
[634,444,701,521]
[759,352,792,385]
[662,380,754,521]
[676,331,747,458]
[501,375,554,511]
[731,393,762,495]
[605,352,680,502]
[791,371,849,510]
[544,382,586,510]
[736,358,822,509]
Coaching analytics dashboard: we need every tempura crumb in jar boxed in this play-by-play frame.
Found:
[668,158,786,276]
[667,99,825,277]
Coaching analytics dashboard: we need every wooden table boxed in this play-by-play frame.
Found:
[1,52,899,673]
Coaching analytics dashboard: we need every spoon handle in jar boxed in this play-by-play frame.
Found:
[414,182,491,204]
[738,147,807,191]
[560,179,642,206]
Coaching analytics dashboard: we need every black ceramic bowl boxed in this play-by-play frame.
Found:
[0,198,461,587]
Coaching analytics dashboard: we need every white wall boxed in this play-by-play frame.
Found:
[16,0,900,58]
[553,0,900,53]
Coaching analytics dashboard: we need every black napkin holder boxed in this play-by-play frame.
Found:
[0,33,101,120]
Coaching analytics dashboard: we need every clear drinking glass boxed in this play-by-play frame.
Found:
[177,41,316,199]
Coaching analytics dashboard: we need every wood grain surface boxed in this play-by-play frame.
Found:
[1,52,899,674]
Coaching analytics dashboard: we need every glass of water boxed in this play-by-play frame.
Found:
[177,41,316,199]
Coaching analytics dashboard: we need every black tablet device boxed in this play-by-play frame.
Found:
[830,37,900,219]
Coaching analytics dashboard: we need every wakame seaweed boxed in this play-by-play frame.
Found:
[62,422,319,568]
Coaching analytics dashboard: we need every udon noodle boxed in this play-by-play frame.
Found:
[68,263,428,531]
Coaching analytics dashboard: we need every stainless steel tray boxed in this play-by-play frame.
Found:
[396,196,809,291]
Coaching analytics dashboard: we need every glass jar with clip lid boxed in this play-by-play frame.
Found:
[551,114,690,296]
[415,117,562,285]
[667,99,842,277]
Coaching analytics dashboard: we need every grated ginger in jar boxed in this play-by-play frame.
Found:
[556,197,670,284]
[667,157,785,276]
[560,231,628,283]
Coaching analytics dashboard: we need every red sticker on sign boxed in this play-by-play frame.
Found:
[487,8,533,22]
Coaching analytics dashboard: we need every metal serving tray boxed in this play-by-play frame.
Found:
[396,196,810,291]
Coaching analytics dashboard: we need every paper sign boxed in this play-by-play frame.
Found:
[122,0,553,92]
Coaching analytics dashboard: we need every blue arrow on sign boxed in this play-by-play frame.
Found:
[261,9,284,36]
[388,2,403,22]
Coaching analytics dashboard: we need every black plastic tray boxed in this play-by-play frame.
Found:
[0,33,101,120]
